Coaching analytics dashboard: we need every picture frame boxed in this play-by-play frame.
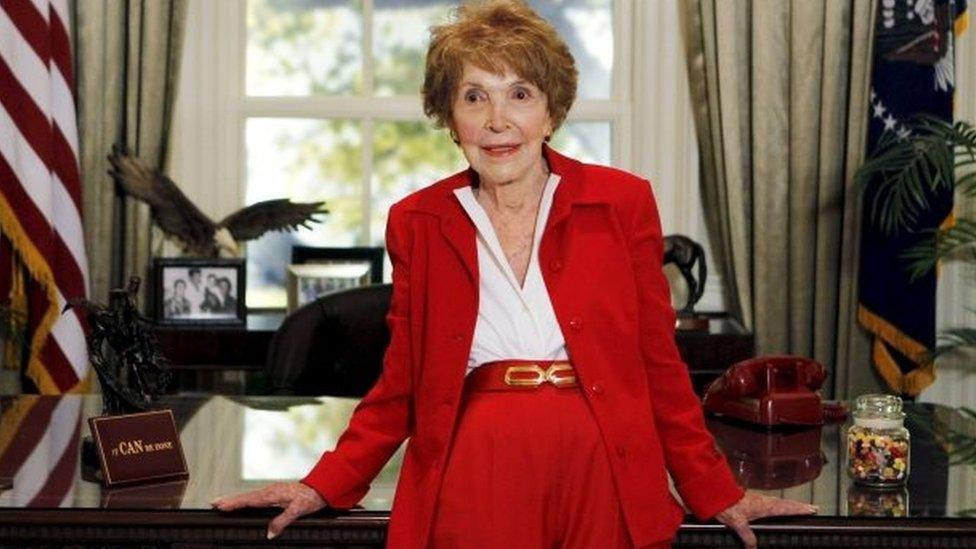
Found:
[286,262,372,312]
[152,258,246,326]
[291,246,384,283]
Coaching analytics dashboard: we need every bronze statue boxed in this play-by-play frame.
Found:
[663,235,708,330]
[107,145,327,257]
[65,277,171,415]
[663,234,707,314]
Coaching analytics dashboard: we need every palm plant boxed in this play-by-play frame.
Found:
[854,114,976,359]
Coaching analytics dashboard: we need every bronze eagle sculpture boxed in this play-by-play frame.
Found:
[107,145,327,257]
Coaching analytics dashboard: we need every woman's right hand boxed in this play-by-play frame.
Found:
[211,481,328,540]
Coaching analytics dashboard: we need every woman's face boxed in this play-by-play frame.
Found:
[451,63,552,187]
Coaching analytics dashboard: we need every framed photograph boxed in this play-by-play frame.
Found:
[152,258,246,326]
[286,262,372,312]
[291,246,384,283]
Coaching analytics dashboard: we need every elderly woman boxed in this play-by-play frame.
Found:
[212,1,816,547]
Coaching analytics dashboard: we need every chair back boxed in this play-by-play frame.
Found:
[264,284,392,396]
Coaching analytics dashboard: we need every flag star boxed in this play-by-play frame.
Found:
[873,102,887,118]
[897,126,912,140]
[884,114,898,131]
[870,89,877,101]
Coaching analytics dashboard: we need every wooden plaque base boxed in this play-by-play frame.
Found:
[675,315,711,331]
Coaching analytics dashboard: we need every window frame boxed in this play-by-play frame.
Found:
[233,0,632,245]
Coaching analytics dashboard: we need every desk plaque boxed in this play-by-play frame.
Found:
[88,409,189,487]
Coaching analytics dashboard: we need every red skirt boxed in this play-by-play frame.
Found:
[428,375,672,549]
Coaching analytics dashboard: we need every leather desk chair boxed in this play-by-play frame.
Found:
[264,284,392,396]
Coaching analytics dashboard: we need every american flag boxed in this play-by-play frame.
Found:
[0,0,90,393]
[0,395,82,507]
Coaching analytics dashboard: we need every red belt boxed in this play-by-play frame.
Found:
[465,359,578,392]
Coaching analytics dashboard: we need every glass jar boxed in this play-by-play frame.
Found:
[847,394,910,487]
[846,484,909,517]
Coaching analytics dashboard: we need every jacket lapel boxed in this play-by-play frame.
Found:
[439,207,478,286]
[406,145,599,288]
[541,145,585,236]
[406,169,479,286]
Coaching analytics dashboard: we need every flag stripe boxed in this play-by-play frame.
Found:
[51,172,88,288]
[0,53,53,173]
[12,397,78,505]
[0,13,51,135]
[0,161,85,299]
[26,282,79,391]
[0,0,49,66]
[27,420,79,507]
[48,9,71,89]
[0,152,53,256]
[0,397,43,464]
[27,400,80,507]
[49,295,88,379]
[0,397,56,477]
[51,77,81,191]
[39,332,79,392]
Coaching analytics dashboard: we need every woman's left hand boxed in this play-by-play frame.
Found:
[715,491,818,549]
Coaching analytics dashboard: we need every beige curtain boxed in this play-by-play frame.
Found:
[679,0,883,398]
[73,0,187,305]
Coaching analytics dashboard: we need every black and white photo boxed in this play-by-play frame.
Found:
[153,259,246,325]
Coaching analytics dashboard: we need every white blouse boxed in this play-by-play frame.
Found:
[453,173,570,376]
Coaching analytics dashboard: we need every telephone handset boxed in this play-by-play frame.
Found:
[702,355,830,427]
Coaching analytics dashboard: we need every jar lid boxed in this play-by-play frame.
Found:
[853,394,905,427]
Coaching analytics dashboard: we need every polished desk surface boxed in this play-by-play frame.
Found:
[1,394,975,547]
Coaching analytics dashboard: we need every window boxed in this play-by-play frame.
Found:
[236,0,628,308]
[171,0,634,308]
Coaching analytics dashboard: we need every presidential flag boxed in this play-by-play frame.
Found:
[0,0,90,393]
[857,0,968,396]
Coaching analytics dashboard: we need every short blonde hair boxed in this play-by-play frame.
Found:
[422,0,578,133]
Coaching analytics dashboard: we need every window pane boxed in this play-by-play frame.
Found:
[551,121,611,165]
[370,121,466,244]
[246,0,363,96]
[245,118,363,308]
[373,2,454,96]
[528,0,613,99]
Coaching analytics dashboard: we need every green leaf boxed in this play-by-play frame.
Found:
[855,116,976,233]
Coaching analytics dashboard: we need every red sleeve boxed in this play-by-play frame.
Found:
[300,205,414,508]
[628,179,744,520]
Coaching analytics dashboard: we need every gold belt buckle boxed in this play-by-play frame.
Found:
[503,365,546,387]
[546,363,577,387]
[503,363,576,388]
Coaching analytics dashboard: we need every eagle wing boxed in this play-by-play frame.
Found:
[107,145,215,251]
[218,199,327,242]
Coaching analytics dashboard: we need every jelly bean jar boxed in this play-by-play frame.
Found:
[847,394,910,488]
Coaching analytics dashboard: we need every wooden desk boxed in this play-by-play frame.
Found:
[154,312,754,394]
[1,394,973,546]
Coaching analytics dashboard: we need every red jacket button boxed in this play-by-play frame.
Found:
[549,259,563,271]
[590,384,603,395]
[569,317,582,331]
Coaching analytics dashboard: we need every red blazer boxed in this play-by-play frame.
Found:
[302,146,744,548]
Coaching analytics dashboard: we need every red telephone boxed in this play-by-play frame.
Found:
[702,355,827,427]
[706,417,826,489]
